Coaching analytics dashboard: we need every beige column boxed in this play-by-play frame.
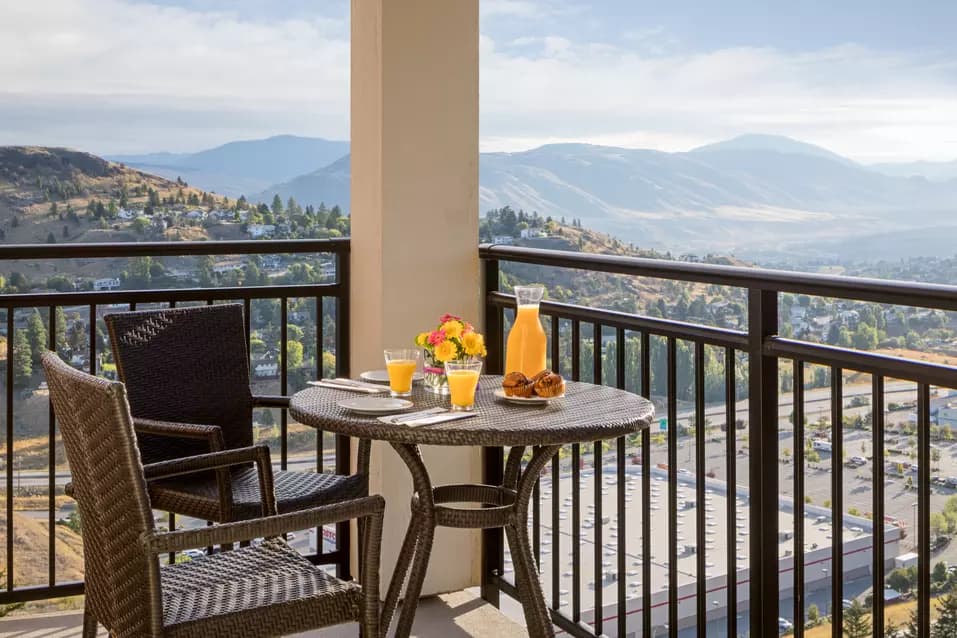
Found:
[350,0,481,595]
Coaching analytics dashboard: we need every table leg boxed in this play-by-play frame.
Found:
[381,443,436,638]
[507,444,562,638]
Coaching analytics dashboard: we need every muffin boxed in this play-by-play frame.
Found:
[534,372,565,398]
[502,371,530,397]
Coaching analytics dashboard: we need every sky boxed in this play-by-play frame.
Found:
[1,0,956,162]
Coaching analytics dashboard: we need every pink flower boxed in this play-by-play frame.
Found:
[439,313,461,324]
[427,330,446,346]
[462,322,475,334]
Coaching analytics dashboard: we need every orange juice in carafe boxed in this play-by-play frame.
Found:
[505,285,547,376]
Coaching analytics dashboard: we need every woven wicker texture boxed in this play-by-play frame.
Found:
[41,352,384,638]
[105,304,370,524]
[41,353,158,637]
[150,465,368,522]
[161,539,360,637]
[290,377,655,446]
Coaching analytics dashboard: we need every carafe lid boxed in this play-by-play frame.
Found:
[514,285,544,305]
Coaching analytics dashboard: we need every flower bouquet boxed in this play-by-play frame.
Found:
[415,314,487,394]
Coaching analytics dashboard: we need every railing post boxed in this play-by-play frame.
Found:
[483,252,503,375]
[480,249,504,607]
[748,288,779,638]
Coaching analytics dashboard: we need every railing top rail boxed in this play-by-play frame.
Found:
[0,238,350,260]
[479,243,957,311]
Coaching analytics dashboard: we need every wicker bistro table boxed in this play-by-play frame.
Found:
[290,376,654,638]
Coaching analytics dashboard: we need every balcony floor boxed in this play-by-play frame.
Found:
[0,589,526,638]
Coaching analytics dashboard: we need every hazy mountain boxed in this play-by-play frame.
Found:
[869,159,957,182]
[108,135,349,197]
[255,134,953,257]
[253,154,350,210]
[690,133,858,167]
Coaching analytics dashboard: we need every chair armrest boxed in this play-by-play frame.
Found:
[133,417,225,452]
[252,394,290,409]
[141,495,385,555]
[143,445,276,518]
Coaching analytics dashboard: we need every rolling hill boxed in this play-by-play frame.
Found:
[108,135,349,197]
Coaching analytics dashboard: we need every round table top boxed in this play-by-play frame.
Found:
[289,375,655,447]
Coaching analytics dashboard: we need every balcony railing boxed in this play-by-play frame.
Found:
[479,243,957,638]
[0,239,351,606]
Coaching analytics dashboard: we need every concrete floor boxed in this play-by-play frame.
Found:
[0,589,526,638]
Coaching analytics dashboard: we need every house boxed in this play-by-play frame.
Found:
[253,361,279,379]
[152,217,168,232]
[185,210,207,221]
[248,224,276,239]
[117,208,136,220]
[93,277,121,291]
[520,228,545,239]
[491,235,514,245]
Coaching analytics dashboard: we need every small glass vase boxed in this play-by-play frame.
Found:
[423,354,450,395]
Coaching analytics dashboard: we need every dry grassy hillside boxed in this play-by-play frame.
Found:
[0,146,211,245]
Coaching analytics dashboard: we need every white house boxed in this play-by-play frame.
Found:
[248,224,276,239]
[520,228,545,239]
[93,277,121,291]
[491,235,514,245]
[185,210,207,221]
[253,362,279,378]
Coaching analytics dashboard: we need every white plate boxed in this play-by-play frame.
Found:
[359,369,426,384]
[493,388,564,405]
[337,397,414,415]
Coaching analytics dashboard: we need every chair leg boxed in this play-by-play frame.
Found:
[82,606,98,638]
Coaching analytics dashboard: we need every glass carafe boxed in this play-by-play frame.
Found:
[505,285,547,376]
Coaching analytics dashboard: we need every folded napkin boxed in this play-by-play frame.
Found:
[377,411,477,427]
[308,379,389,394]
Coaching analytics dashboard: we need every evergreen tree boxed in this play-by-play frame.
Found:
[13,329,32,386]
[271,194,284,217]
[935,591,957,636]
[842,599,871,638]
[26,310,48,363]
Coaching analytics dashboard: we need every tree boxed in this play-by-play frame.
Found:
[807,603,820,625]
[934,560,950,585]
[842,599,871,638]
[888,566,917,593]
[13,330,32,386]
[26,310,48,364]
[286,341,304,369]
[46,231,56,243]
[935,591,957,636]
[271,194,284,217]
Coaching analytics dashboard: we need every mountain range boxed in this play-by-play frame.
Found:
[108,133,956,260]
[108,135,349,197]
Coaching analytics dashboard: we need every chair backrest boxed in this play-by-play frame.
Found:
[105,304,254,458]
[41,352,160,636]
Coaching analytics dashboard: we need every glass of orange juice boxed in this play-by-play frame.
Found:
[384,349,420,397]
[445,359,482,411]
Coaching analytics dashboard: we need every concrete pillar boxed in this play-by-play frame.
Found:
[350,0,481,596]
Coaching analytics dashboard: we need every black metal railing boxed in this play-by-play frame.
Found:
[480,243,957,638]
[0,239,351,605]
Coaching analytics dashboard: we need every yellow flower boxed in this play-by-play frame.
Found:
[433,340,458,363]
[462,332,486,357]
[441,320,464,340]
[414,332,430,347]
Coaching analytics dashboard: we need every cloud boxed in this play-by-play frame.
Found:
[0,0,955,162]
[0,0,350,152]
[479,36,957,162]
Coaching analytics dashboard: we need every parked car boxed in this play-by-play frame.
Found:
[779,617,794,633]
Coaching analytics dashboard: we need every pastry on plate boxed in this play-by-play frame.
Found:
[533,372,565,398]
[502,371,532,397]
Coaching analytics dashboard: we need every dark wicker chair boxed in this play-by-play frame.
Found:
[103,304,371,524]
[41,352,383,638]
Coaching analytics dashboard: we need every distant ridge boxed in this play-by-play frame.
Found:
[108,135,349,197]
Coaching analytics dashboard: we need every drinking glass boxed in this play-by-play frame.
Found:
[445,359,482,411]
[384,349,420,397]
